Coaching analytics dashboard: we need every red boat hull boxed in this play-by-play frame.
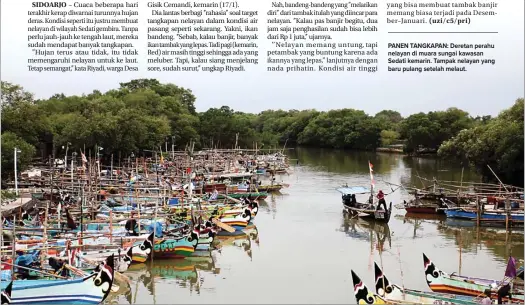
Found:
[405,206,439,214]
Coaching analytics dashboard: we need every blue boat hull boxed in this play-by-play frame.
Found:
[445,209,524,221]
[1,277,106,305]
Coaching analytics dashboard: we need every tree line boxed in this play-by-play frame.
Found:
[1,79,523,185]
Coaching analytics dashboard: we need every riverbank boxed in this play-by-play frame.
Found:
[375,147,404,154]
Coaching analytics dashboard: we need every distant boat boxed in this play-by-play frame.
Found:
[445,208,524,222]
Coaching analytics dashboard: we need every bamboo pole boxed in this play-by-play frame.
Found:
[397,248,406,300]
[44,201,49,261]
[458,231,462,276]
[476,197,481,227]
[11,215,16,280]
[3,261,68,279]
[109,210,113,244]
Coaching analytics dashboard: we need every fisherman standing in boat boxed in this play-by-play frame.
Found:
[125,211,139,236]
[376,190,387,211]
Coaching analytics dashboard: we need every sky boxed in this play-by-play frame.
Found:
[1,0,523,117]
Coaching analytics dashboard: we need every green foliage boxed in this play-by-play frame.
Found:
[1,79,198,157]
[400,108,474,153]
[375,110,403,131]
[1,81,34,106]
[380,130,400,147]
[438,99,524,185]
[1,190,18,201]
[1,132,36,180]
[297,109,382,149]
[1,79,522,185]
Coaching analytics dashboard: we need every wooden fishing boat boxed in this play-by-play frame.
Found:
[217,192,268,200]
[216,212,251,235]
[0,254,115,304]
[338,186,393,223]
[1,281,12,305]
[220,200,259,222]
[350,270,389,304]
[61,246,133,274]
[374,262,483,304]
[130,231,199,263]
[445,208,524,222]
[444,217,524,229]
[397,198,449,215]
[165,198,258,221]
[254,184,283,192]
[423,253,524,303]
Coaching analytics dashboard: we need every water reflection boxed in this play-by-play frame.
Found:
[436,222,524,262]
[341,216,392,253]
[107,226,260,304]
[259,193,279,219]
[392,213,523,264]
[104,275,133,304]
[290,147,403,175]
[216,226,260,260]
[127,258,217,296]
[289,147,483,194]
[396,213,446,239]
[400,157,481,188]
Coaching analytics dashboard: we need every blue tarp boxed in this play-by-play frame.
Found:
[336,186,370,195]
[148,221,163,238]
[14,251,40,272]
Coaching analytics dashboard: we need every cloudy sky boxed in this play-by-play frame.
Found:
[1,0,523,117]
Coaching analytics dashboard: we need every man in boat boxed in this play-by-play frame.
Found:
[125,211,139,236]
[209,188,219,201]
[497,283,512,304]
[351,194,357,206]
[376,190,387,211]
[479,289,493,304]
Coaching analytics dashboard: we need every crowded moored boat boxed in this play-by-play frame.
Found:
[0,148,286,304]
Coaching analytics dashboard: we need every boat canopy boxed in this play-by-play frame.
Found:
[336,186,370,195]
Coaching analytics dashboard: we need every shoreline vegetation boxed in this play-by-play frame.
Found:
[1,79,523,186]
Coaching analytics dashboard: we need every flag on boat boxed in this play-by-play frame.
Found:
[505,256,517,278]
[368,161,375,186]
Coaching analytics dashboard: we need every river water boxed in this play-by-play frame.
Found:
[107,148,524,304]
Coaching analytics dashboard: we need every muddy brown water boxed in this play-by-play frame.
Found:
[106,148,524,304]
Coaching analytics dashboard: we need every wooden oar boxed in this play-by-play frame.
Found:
[225,195,243,205]
[212,218,235,233]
